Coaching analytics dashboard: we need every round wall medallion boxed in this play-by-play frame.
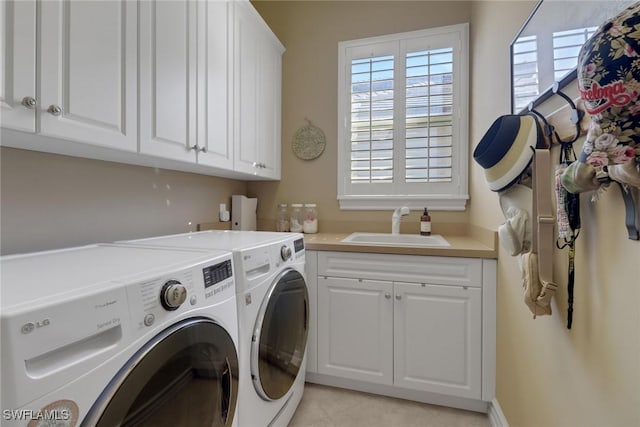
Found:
[27,400,79,427]
[292,124,326,160]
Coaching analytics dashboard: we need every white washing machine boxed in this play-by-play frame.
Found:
[121,231,309,427]
[1,243,239,427]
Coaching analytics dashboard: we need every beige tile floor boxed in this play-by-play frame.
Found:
[288,383,491,427]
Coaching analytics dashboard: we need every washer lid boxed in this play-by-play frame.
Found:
[122,230,299,251]
[1,244,230,311]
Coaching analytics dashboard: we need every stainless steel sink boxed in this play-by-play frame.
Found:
[341,232,450,247]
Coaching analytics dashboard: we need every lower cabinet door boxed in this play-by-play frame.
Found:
[393,282,482,399]
[317,276,393,385]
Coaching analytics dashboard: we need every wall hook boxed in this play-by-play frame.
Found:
[551,82,584,144]
[528,104,555,143]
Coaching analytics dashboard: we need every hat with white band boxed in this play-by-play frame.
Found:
[473,114,542,192]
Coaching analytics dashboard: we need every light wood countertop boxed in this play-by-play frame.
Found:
[198,220,499,259]
[304,229,497,259]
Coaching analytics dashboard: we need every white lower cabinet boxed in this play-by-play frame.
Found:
[307,250,495,409]
[318,277,394,384]
[393,282,481,399]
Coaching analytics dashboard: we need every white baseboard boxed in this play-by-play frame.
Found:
[488,398,509,427]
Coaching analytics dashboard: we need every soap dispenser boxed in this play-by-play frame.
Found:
[420,208,431,236]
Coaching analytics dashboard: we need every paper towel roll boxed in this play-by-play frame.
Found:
[231,195,257,230]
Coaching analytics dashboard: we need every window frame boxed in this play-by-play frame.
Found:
[337,24,469,211]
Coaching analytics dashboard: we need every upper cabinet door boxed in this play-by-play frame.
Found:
[233,0,283,179]
[0,0,36,133]
[39,0,137,151]
[256,37,282,179]
[197,0,233,169]
[139,0,197,163]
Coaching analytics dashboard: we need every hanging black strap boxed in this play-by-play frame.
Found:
[566,242,576,329]
[616,182,640,240]
[557,139,581,329]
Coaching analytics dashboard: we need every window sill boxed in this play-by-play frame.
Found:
[338,195,469,211]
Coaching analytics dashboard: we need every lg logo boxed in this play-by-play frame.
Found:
[21,319,50,334]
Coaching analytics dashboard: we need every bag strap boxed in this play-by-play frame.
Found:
[615,182,640,240]
[534,149,555,284]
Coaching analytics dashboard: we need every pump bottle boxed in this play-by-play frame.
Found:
[420,208,431,236]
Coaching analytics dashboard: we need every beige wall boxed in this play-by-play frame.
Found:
[1,2,639,425]
[470,2,640,427]
[0,147,247,255]
[253,1,640,426]
[249,1,471,231]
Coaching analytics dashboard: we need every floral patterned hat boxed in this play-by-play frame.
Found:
[563,3,640,193]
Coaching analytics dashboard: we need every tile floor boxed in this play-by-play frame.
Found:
[288,383,491,427]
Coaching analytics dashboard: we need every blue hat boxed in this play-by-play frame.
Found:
[473,114,542,192]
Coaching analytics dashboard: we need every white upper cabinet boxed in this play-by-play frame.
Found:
[1,0,282,181]
[39,0,138,151]
[198,0,233,169]
[139,0,197,163]
[139,0,234,169]
[1,0,37,132]
[233,0,283,179]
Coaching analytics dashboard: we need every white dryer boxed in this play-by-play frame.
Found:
[1,244,239,427]
[121,231,309,427]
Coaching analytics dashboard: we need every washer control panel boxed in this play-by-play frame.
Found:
[127,254,235,333]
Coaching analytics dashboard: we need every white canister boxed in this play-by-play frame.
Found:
[276,203,289,232]
[290,204,304,233]
[303,204,318,233]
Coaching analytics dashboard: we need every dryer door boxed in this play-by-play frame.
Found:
[82,318,238,427]
[251,268,309,401]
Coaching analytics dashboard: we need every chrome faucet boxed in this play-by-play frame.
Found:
[391,206,410,234]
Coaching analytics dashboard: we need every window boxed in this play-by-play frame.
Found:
[552,27,597,80]
[512,35,539,113]
[337,25,469,211]
[511,26,597,112]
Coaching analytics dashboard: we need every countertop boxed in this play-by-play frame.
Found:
[304,228,498,259]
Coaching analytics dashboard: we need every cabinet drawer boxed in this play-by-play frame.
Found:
[317,251,482,287]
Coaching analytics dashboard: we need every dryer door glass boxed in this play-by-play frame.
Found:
[82,318,239,427]
[252,269,309,400]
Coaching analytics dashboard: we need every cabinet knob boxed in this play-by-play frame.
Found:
[21,96,37,109]
[199,146,207,153]
[189,145,199,152]
[47,105,62,116]
[395,294,402,300]
[385,293,391,299]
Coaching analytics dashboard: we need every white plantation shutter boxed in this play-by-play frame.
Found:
[338,25,469,210]
[350,55,395,183]
[404,48,453,183]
